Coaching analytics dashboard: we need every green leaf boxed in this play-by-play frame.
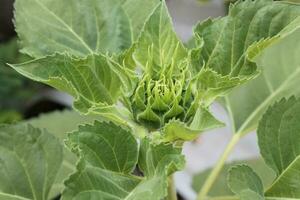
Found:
[0,124,63,200]
[195,69,256,106]
[133,1,188,77]
[195,0,300,77]
[24,110,103,199]
[63,121,184,200]
[222,2,300,135]
[231,97,300,200]
[258,97,300,175]
[258,97,300,198]
[10,53,137,114]
[121,0,160,40]
[66,121,138,173]
[162,107,224,142]
[192,159,276,197]
[138,138,185,177]
[15,0,132,57]
[228,165,264,200]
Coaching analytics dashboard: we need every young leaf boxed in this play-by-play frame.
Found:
[133,1,188,76]
[0,124,63,200]
[138,138,185,177]
[15,0,132,57]
[162,107,224,142]
[63,121,184,200]
[228,165,264,200]
[222,3,300,135]
[10,53,137,114]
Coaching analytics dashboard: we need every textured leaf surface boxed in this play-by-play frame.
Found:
[133,2,187,77]
[162,107,224,142]
[192,159,275,197]
[138,139,185,177]
[224,17,300,135]
[0,124,63,200]
[63,121,184,200]
[258,97,300,198]
[67,121,138,173]
[121,0,160,40]
[195,0,300,77]
[228,165,264,200]
[15,0,132,57]
[11,54,137,114]
[24,110,103,198]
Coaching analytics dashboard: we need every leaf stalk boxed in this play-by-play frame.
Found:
[197,133,241,200]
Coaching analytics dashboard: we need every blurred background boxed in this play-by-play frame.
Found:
[0,0,265,199]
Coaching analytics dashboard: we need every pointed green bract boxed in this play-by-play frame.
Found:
[15,0,132,57]
[10,53,137,113]
[0,124,63,200]
[228,165,264,200]
[63,121,184,200]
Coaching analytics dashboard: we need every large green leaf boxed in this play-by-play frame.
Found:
[0,124,63,200]
[24,110,103,199]
[223,9,300,135]
[192,0,300,111]
[63,121,184,200]
[258,97,300,198]
[10,53,137,114]
[15,0,132,57]
[228,97,300,199]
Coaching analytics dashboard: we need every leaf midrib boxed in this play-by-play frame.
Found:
[33,0,94,54]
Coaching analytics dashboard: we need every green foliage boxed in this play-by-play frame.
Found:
[1,0,300,199]
[192,159,275,197]
[24,110,102,199]
[62,121,184,200]
[224,6,300,136]
[0,124,63,200]
[228,97,300,199]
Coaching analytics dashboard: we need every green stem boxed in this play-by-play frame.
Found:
[167,176,178,200]
[197,134,241,200]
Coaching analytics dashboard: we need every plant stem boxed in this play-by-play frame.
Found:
[197,134,241,200]
[167,175,178,200]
